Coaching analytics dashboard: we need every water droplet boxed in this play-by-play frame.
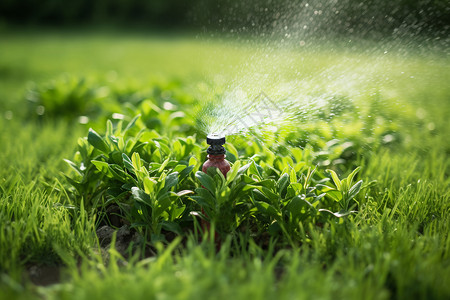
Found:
[78,116,89,124]
[416,108,426,119]
[36,105,45,116]
[112,113,125,120]
[163,102,177,110]
[382,134,395,143]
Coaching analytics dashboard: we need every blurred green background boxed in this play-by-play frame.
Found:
[1,0,448,35]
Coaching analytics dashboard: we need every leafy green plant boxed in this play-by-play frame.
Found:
[325,167,363,213]
[26,75,104,120]
[63,115,201,209]
[191,161,253,234]
[63,113,365,245]
[190,152,363,244]
[123,152,194,241]
[63,116,204,242]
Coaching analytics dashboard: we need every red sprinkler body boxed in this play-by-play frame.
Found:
[202,134,230,177]
[200,134,230,243]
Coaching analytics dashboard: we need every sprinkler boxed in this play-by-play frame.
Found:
[202,133,231,177]
[200,134,230,242]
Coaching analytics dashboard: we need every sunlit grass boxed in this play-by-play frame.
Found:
[0,30,449,299]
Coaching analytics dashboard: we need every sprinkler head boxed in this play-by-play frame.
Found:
[207,133,225,145]
[206,133,226,155]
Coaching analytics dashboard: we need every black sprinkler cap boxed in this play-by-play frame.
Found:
[207,133,226,146]
[206,134,226,155]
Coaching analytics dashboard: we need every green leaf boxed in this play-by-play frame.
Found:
[289,168,297,183]
[88,128,109,153]
[171,205,186,219]
[257,179,276,189]
[188,156,197,166]
[155,193,173,216]
[163,172,179,192]
[106,120,113,137]
[225,143,239,160]
[326,190,342,202]
[63,159,82,176]
[254,201,281,220]
[115,120,123,136]
[131,152,142,171]
[91,160,113,178]
[249,161,262,178]
[110,150,122,165]
[176,190,194,197]
[158,156,170,172]
[260,186,279,203]
[208,167,226,191]
[229,181,247,200]
[277,173,290,198]
[226,160,241,184]
[285,195,315,220]
[251,188,269,202]
[195,171,216,195]
[289,182,303,194]
[346,166,361,187]
[131,187,152,207]
[326,169,341,191]
[122,153,134,173]
[242,175,257,184]
[172,140,183,157]
[237,163,251,177]
[143,177,157,194]
[191,188,216,209]
[123,114,141,135]
[158,140,171,155]
[348,180,363,201]
[318,209,356,218]
[161,221,183,235]
[179,165,194,182]
[109,164,129,181]
[108,135,120,150]
[304,167,316,189]
[63,174,81,190]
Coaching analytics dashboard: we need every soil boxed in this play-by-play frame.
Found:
[27,264,61,286]
[96,224,142,259]
[25,223,141,287]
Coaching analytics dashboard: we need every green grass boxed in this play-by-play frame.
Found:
[0,29,449,300]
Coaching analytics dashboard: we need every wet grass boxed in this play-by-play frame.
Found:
[0,29,449,300]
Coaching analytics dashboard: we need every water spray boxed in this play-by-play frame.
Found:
[202,133,231,177]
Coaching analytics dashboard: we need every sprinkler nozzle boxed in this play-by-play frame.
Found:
[206,133,226,155]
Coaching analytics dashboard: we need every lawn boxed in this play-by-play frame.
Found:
[0,29,449,300]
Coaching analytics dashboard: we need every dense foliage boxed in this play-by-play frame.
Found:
[0,32,448,300]
[58,79,368,244]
